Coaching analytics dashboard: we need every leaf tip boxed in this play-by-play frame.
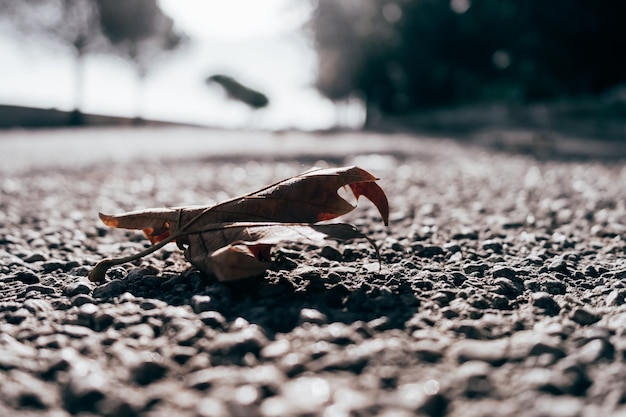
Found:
[98,212,119,228]
[348,182,390,226]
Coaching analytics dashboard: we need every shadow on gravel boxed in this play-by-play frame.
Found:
[96,259,419,337]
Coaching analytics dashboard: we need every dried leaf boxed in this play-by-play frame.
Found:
[183,222,376,281]
[89,166,388,282]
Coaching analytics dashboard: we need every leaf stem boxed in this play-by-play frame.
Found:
[88,231,181,282]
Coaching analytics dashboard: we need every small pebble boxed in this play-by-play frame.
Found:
[198,311,226,329]
[93,279,127,299]
[481,239,503,253]
[298,308,328,325]
[209,326,268,357]
[548,258,571,276]
[451,339,508,365]
[24,284,56,295]
[71,294,96,307]
[191,295,215,314]
[532,292,561,315]
[463,263,488,276]
[417,245,444,258]
[492,266,517,279]
[23,253,46,263]
[574,339,614,364]
[320,245,343,261]
[131,357,168,385]
[62,361,107,413]
[456,361,493,398]
[14,271,40,284]
[570,308,601,325]
[64,282,92,297]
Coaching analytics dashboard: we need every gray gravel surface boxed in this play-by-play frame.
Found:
[1,127,626,417]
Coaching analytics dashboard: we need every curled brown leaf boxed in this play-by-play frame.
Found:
[89,166,388,282]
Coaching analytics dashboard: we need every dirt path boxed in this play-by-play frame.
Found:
[1,127,625,416]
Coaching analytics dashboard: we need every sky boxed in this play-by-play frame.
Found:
[0,0,353,130]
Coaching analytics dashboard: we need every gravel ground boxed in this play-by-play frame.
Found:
[1,127,626,417]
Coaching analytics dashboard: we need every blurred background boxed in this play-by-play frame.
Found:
[1,0,625,137]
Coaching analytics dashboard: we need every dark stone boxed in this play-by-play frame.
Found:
[481,239,503,253]
[64,282,92,297]
[451,272,467,286]
[71,294,96,307]
[490,294,511,310]
[454,322,485,339]
[583,265,599,278]
[493,277,522,298]
[463,263,488,276]
[320,246,343,261]
[139,299,164,310]
[198,311,226,329]
[570,308,601,325]
[468,294,490,310]
[418,245,445,258]
[309,349,369,373]
[528,342,567,360]
[42,261,65,273]
[209,326,268,358]
[319,323,359,346]
[305,274,326,293]
[132,359,168,385]
[23,253,46,263]
[413,343,444,362]
[93,279,127,299]
[492,266,517,280]
[170,346,197,365]
[42,349,75,379]
[452,229,479,240]
[14,271,40,284]
[532,292,561,316]
[24,284,56,295]
[127,266,160,282]
[93,311,115,331]
[191,295,215,314]
[6,308,30,324]
[548,258,571,276]
[544,279,566,295]
[539,364,591,396]
[325,283,350,307]
[444,242,461,253]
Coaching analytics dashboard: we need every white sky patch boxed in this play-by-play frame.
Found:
[159,0,311,41]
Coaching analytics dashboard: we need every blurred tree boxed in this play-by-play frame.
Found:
[0,0,105,124]
[309,0,626,126]
[0,0,184,123]
[95,0,186,120]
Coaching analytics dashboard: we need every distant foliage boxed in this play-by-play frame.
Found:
[309,0,626,122]
[95,0,185,78]
[0,0,184,119]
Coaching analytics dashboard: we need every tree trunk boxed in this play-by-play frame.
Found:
[70,51,85,126]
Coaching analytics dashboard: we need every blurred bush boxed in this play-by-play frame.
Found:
[309,0,626,125]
